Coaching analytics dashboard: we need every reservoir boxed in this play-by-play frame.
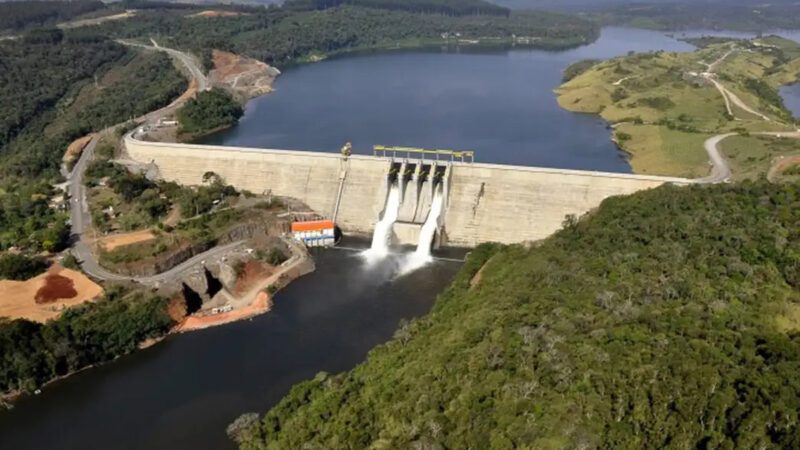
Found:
[204,27,694,172]
[1,27,724,450]
[780,84,800,119]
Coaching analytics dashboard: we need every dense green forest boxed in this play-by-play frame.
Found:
[0,254,48,281]
[0,29,126,168]
[0,28,185,252]
[92,4,598,67]
[592,2,800,31]
[177,88,244,136]
[286,0,510,16]
[234,181,800,449]
[0,287,174,394]
[0,0,104,33]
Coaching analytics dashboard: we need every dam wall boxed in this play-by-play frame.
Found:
[125,135,691,246]
[443,163,689,246]
[124,135,388,235]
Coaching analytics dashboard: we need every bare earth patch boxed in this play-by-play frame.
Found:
[63,134,94,164]
[0,265,103,322]
[97,229,156,251]
[210,50,280,99]
[189,10,245,18]
[58,10,137,29]
[175,292,272,332]
[35,274,78,304]
[768,155,800,182]
[233,260,274,296]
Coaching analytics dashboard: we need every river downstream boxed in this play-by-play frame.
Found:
[0,27,773,450]
[0,249,461,450]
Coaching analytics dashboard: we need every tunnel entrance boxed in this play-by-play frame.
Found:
[182,283,203,315]
[204,268,223,299]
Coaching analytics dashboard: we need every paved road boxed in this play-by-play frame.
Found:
[695,133,735,184]
[692,44,783,183]
[68,40,224,285]
[122,39,209,92]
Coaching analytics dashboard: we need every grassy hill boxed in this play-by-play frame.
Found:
[231,180,800,449]
[556,36,800,178]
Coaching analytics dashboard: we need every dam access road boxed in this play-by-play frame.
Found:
[67,40,224,285]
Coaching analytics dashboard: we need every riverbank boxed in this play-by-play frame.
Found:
[174,237,314,333]
[0,250,463,450]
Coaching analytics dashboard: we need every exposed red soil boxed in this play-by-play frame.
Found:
[233,260,274,296]
[35,274,78,304]
[174,292,272,333]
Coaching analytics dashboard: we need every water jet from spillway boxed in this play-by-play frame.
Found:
[363,182,402,262]
[400,184,444,275]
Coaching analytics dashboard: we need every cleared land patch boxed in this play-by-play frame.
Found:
[722,134,800,181]
[0,265,103,322]
[97,229,157,251]
[63,133,94,165]
[209,50,279,99]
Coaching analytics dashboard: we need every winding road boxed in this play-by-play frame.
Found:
[68,40,230,285]
[693,45,799,183]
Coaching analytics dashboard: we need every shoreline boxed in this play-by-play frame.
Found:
[2,46,295,404]
[0,238,315,407]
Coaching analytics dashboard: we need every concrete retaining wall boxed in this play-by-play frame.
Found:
[125,135,691,246]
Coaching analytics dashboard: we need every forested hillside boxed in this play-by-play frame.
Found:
[0,287,174,395]
[0,0,105,32]
[177,88,243,137]
[589,2,800,31]
[0,27,186,252]
[234,181,800,449]
[0,29,126,165]
[93,3,598,67]
[286,0,510,16]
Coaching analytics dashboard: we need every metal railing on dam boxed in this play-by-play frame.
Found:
[124,132,691,247]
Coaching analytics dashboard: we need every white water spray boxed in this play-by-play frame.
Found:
[363,182,402,260]
[400,184,444,274]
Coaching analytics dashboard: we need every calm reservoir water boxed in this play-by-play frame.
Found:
[204,27,695,172]
[780,84,800,119]
[0,27,743,450]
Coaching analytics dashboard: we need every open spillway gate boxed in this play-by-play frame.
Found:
[372,146,469,249]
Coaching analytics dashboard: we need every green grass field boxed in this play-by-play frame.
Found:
[720,134,800,181]
[556,36,800,177]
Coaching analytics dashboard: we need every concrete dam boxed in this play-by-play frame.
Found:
[124,133,691,247]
